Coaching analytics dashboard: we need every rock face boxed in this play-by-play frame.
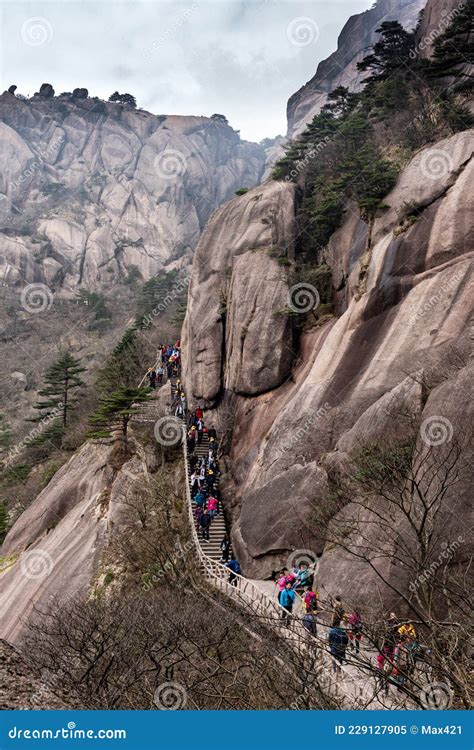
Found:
[181,180,296,402]
[183,129,474,588]
[287,0,425,138]
[0,94,265,291]
[417,0,463,58]
[0,436,156,644]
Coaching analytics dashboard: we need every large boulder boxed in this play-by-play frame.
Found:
[181,179,296,403]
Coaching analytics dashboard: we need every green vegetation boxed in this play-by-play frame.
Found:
[30,353,86,447]
[136,269,187,319]
[0,464,32,487]
[124,265,142,286]
[108,91,137,107]
[88,386,152,451]
[0,501,7,542]
[356,21,416,84]
[428,0,474,84]
[0,413,11,453]
[234,187,249,196]
[272,13,472,271]
[77,289,112,330]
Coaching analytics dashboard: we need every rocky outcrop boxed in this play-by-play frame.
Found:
[0,94,265,291]
[181,180,296,402]
[0,434,160,643]
[287,0,425,138]
[183,130,473,582]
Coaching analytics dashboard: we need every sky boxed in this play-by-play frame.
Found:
[0,0,374,142]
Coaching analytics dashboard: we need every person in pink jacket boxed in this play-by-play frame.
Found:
[276,568,296,603]
[207,495,218,518]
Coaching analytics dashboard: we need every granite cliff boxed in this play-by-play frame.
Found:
[0,92,265,291]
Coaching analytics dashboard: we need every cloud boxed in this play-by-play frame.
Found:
[1,0,373,141]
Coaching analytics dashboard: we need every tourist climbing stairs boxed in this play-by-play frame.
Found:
[134,356,409,710]
[169,374,228,562]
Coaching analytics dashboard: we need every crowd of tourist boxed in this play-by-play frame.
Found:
[153,342,242,586]
[146,342,425,683]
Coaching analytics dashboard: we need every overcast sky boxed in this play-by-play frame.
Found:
[1,0,373,142]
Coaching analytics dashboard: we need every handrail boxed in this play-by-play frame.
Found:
[137,351,162,388]
[178,398,364,705]
[143,361,399,708]
[129,354,423,709]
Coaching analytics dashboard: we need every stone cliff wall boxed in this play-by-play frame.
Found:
[287,0,425,138]
[182,130,474,600]
[0,94,265,291]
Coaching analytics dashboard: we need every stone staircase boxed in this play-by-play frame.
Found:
[169,374,229,562]
[134,360,411,709]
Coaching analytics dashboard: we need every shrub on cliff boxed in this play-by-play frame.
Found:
[108,91,137,107]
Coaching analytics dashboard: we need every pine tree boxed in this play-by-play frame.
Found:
[88,386,152,451]
[429,0,474,81]
[31,354,86,445]
[108,91,137,107]
[357,21,416,82]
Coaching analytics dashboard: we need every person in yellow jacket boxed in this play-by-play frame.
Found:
[398,622,416,641]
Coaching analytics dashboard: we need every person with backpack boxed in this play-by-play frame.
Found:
[208,427,217,441]
[377,613,399,670]
[348,610,363,654]
[293,562,313,592]
[280,582,295,625]
[220,534,231,563]
[194,490,205,508]
[146,367,155,388]
[226,557,241,586]
[277,568,295,603]
[302,611,318,637]
[199,510,211,541]
[303,586,319,614]
[331,595,345,627]
[189,470,200,496]
[207,495,218,518]
[187,427,196,454]
[328,623,349,673]
[196,418,203,444]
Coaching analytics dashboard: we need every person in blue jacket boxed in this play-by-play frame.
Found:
[328,624,349,673]
[280,582,295,625]
[226,557,241,586]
